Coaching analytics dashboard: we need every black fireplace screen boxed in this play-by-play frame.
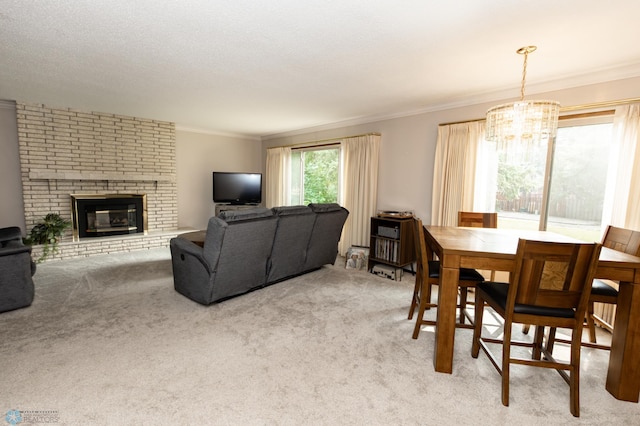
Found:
[71,194,147,239]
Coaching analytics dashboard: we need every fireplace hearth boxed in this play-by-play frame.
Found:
[71,194,147,240]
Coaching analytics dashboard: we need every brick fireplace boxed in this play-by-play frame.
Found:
[16,102,181,260]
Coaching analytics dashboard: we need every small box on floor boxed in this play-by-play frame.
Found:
[371,264,403,281]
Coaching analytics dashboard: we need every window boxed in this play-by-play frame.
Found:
[491,113,614,241]
[290,145,341,205]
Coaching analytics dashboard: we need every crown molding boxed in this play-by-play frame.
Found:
[175,124,261,141]
[0,99,17,110]
[262,63,640,140]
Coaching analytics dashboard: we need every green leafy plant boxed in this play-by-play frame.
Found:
[25,213,71,262]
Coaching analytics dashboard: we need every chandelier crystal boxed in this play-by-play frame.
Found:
[485,46,560,146]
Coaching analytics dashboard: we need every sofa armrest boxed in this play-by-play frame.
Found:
[170,237,219,305]
[170,237,211,274]
[0,247,35,312]
[0,226,23,245]
[0,244,32,257]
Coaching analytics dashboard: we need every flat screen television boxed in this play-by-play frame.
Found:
[212,172,262,205]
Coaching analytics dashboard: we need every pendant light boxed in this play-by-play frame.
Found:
[485,46,560,147]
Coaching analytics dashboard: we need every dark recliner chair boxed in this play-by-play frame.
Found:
[0,226,36,313]
[170,208,279,304]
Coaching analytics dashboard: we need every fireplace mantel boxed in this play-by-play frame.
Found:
[28,169,175,183]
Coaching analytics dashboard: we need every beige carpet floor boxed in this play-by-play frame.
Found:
[1,248,637,425]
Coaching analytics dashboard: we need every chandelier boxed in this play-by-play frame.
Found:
[485,46,560,147]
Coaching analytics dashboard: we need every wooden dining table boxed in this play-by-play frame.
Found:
[424,225,640,403]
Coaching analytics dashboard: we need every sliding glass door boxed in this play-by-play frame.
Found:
[491,114,614,242]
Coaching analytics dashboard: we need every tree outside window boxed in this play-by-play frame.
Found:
[290,147,340,205]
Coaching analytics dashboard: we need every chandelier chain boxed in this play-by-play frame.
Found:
[520,50,528,101]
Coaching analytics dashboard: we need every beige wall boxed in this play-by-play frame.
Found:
[0,101,26,232]
[176,130,262,230]
[262,76,640,223]
[3,76,640,237]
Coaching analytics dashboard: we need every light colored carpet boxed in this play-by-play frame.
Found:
[1,248,637,425]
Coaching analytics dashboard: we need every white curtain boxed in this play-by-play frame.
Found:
[594,103,640,327]
[603,104,640,230]
[265,147,291,208]
[339,134,380,255]
[431,121,485,226]
[473,130,499,213]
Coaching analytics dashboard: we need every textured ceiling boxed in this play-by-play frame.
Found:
[2,1,640,138]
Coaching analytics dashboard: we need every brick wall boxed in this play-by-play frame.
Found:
[16,102,180,259]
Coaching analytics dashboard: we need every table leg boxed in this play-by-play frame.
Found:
[606,280,640,402]
[433,262,460,373]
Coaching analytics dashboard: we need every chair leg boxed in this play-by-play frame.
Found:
[412,279,430,339]
[501,320,513,407]
[586,301,597,344]
[425,282,433,311]
[532,326,545,360]
[570,327,582,417]
[408,273,421,320]
[545,327,557,355]
[471,290,485,358]
[459,287,468,324]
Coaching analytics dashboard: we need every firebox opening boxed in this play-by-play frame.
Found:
[71,194,147,240]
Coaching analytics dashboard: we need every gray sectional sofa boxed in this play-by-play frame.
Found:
[0,226,36,313]
[170,203,349,305]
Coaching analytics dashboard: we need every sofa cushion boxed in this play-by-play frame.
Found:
[308,203,342,213]
[272,205,313,216]
[218,207,273,222]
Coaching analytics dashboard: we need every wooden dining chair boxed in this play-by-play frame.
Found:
[408,217,429,321]
[457,211,498,229]
[408,217,485,338]
[408,213,497,327]
[471,239,602,417]
[457,211,498,284]
[547,225,640,350]
[588,226,640,346]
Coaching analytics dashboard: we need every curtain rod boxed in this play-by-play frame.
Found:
[439,97,640,127]
[267,132,381,150]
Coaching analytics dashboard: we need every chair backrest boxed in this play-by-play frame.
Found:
[602,225,640,256]
[510,239,602,311]
[458,212,498,228]
[413,217,429,284]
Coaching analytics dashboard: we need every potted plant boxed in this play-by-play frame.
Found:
[25,213,71,262]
